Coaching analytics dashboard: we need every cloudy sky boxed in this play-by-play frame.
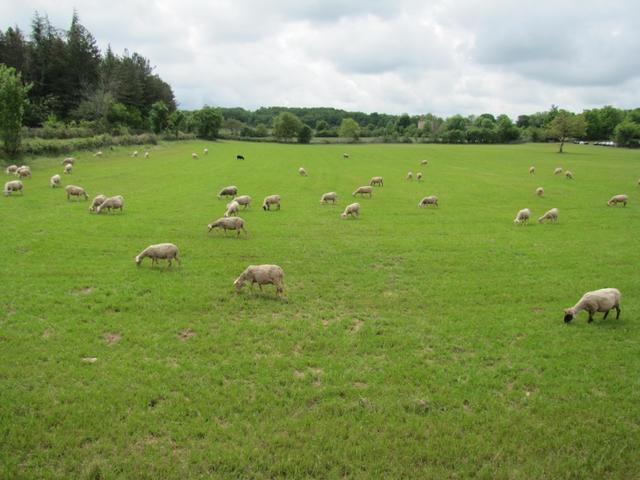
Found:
[2,0,639,117]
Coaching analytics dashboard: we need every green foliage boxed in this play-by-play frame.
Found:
[149,101,170,134]
[339,117,360,142]
[0,64,30,157]
[194,106,223,140]
[167,110,186,139]
[297,124,313,144]
[273,112,302,142]
[613,120,640,148]
[548,110,587,153]
[20,132,158,156]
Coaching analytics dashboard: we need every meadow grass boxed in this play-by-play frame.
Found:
[1,141,639,479]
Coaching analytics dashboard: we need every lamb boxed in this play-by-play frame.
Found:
[352,186,373,198]
[513,208,531,225]
[418,196,438,207]
[16,166,31,178]
[233,264,284,296]
[536,187,544,197]
[538,207,559,223]
[416,172,423,181]
[320,192,338,204]
[192,152,199,159]
[3,180,23,196]
[94,151,103,157]
[208,216,247,237]
[341,202,360,219]
[234,195,252,208]
[131,151,139,158]
[50,174,61,188]
[565,170,573,179]
[421,159,428,165]
[262,194,281,211]
[204,148,209,155]
[217,185,238,199]
[529,166,535,174]
[62,157,75,166]
[65,185,88,201]
[96,195,124,214]
[89,194,107,212]
[135,243,180,267]
[563,288,621,323]
[5,165,17,175]
[554,167,563,175]
[370,176,384,187]
[298,167,308,176]
[607,194,628,207]
[64,164,73,174]
[407,171,413,180]
[224,200,240,217]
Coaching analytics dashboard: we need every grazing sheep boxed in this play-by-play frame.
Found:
[192,152,199,159]
[607,194,628,207]
[5,165,18,175]
[144,151,149,159]
[96,195,124,214]
[63,164,73,174]
[236,154,245,160]
[513,208,531,225]
[418,196,438,208]
[352,186,373,198]
[407,171,413,180]
[234,264,284,296]
[224,200,240,217]
[565,170,573,179]
[234,195,252,208]
[563,288,621,323]
[89,194,107,212]
[62,157,75,166]
[204,148,209,155]
[3,180,23,196]
[94,151,103,157]
[554,167,563,175]
[341,202,360,219]
[16,166,31,179]
[529,166,535,175]
[50,174,61,188]
[421,159,428,165]
[536,187,544,197]
[370,176,384,187]
[320,192,338,204]
[135,243,180,267]
[538,207,559,223]
[131,151,139,158]
[298,167,308,176]
[343,153,350,158]
[262,194,281,211]
[65,185,88,201]
[208,216,247,237]
[217,185,238,199]
[416,172,423,181]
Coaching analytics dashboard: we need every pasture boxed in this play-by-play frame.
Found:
[1,141,639,479]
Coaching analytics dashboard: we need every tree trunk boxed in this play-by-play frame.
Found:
[558,137,565,153]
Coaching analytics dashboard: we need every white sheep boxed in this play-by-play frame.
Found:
[320,192,338,204]
[565,170,573,179]
[144,151,149,159]
[5,165,18,175]
[4,180,23,196]
[89,194,107,212]
[192,152,199,159]
[262,194,281,211]
[16,166,31,179]
[204,148,209,155]
[131,151,139,158]
[233,264,284,296]
[554,167,563,175]
[50,174,61,188]
[416,172,423,181]
[352,186,373,198]
[224,200,240,217]
[341,202,360,219]
[536,187,544,197]
[208,216,247,237]
[513,208,531,225]
[96,195,124,214]
[62,157,75,166]
[63,164,73,174]
[298,167,308,176]
[135,243,180,267]
[538,207,559,223]
[529,166,535,175]
[234,195,252,208]
[343,153,350,158]
[406,171,413,180]
[370,176,383,187]
[217,186,238,199]
[65,185,88,201]
[94,151,103,157]
[564,288,621,323]
[421,160,428,165]
[418,196,438,207]
[607,194,628,207]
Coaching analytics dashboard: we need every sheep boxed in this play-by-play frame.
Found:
[341,202,360,219]
[513,208,531,225]
[5,165,17,175]
[3,180,23,196]
[204,148,209,155]
[563,288,621,323]
[192,152,199,159]
[298,167,308,176]
[418,196,438,207]
[536,187,544,197]
[63,164,73,175]
[370,176,384,187]
[224,200,240,217]
[416,172,423,181]
[94,151,103,157]
[554,167,563,175]
[16,166,31,179]
[96,195,124,214]
[234,195,252,208]
[144,151,149,159]
[131,151,139,158]
[320,192,338,204]
[50,174,61,188]
[421,159,428,165]
[565,170,573,179]
[262,194,281,211]
[62,157,75,166]
[607,194,628,207]
[135,243,180,267]
[352,186,373,198]
[538,207,559,223]
[65,185,88,201]
[236,154,245,160]
[407,171,413,180]
[529,166,535,175]
[89,194,107,212]
[233,264,284,296]
[217,185,238,199]
[208,216,247,237]
[343,153,350,158]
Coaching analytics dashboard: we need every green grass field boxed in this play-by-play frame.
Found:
[1,141,639,479]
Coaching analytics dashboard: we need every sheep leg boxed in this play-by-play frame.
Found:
[603,310,610,320]
[588,312,594,323]
[615,306,621,319]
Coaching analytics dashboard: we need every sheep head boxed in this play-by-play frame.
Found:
[563,308,575,323]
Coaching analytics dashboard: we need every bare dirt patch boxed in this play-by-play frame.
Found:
[179,329,196,340]
[350,319,364,333]
[71,287,94,295]
[42,328,54,339]
[104,332,122,345]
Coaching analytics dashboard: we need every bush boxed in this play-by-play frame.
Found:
[21,133,159,156]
